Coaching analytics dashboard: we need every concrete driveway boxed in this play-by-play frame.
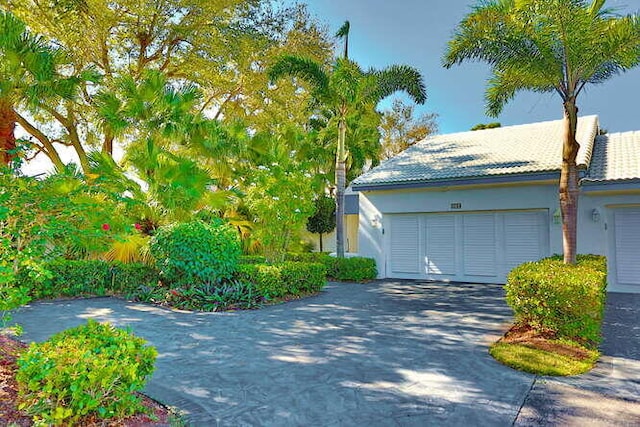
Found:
[8,281,640,426]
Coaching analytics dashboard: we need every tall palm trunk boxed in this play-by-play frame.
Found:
[0,100,17,166]
[335,117,347,258]
[560,99,580,264]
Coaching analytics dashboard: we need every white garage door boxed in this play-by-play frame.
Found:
[614,208,640,286]
[388,210,549,283]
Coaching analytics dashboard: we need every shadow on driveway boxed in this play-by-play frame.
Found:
[10,281,530,426]
[8,282,639,426]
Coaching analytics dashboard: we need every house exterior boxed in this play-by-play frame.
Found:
[351,115,640,293]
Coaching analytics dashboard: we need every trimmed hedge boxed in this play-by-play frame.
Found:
[284,253,377,282]
[505,255,607,346]
[326,257,377,282]
[17,260,160,299]
[235,261,326,298]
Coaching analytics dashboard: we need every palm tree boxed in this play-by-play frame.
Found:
[0,11,80,168]
[269,21,427,257]
[444,0,640,264]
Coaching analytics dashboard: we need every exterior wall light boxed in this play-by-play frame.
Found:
[553,208,561,225]
[371,215,382,228]
[592,208,601,223]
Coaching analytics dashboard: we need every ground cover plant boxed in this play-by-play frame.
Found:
[491,255,607,376]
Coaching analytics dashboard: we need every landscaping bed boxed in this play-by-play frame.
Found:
[491,255,607,376]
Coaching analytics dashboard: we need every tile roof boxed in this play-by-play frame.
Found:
[584,131,640,183]
[352,115,600,188]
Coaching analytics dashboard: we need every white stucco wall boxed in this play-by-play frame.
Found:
[358,182,640,292]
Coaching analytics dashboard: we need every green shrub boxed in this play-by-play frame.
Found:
[285,253,377,282]
[0,275,31,328]
[236,263,286,298]
[17,320,156,425]
[505,255,607,346]
[279,261,327,294]
[20,259,111,299]
[235,261,326,298]
[285,252,332,264]
[17,260,160,299]
[238,255,268,264]
[150,220,241,286]
[111,262,161,297]
[328,257,378,282]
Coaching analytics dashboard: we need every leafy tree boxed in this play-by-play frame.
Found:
[245,162,315,262]
[269,21,427,258]
[470,122,501,131]
[96,71,236,223]
[444,0,640,263]
[379,99,438,160]
[306,195,336,252]
[0,11,87,168]
[7,0,331,170]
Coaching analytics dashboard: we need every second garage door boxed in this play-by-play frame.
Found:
[388,210,550,283]
[612,208,640,288]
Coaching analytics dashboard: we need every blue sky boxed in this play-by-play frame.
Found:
[301,0,640,134]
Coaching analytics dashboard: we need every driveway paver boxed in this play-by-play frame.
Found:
[8,282,640,426]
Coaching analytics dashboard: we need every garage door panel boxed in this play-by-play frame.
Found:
[504,212,545,271]
[426,215,456,275]
[390,216,421,274]
[386,210,548,283]
[614,209,640,286]
[463,214,497,277]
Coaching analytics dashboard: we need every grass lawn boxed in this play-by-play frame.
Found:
[489,324,599,376]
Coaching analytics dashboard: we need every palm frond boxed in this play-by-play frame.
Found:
[268,55,330,97]
[373,65,427,105]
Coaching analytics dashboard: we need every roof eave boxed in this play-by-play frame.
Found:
[352,171,561,192]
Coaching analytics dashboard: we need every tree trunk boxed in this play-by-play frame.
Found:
[335,118,347,258]
[560,99,580,264]
[15,113,65,170]
[0,101,17,166]
[102,131,114,156]
[319,232,323,252]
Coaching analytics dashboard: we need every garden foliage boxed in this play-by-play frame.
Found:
[284,253,377,282]
[17,260,160,299]
[505,255,607,346]
[236,262,326,298]
[245,163,316,262]
[16,320,157,425]
[150,220,241,286]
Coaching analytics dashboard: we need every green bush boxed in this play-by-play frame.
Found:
[17,320,156,425]
[285,252,332,264]
[285,253,377,282]
[17,260,160,299]
[238,255,268,264]
[236,263,286,298]
[279,261,327,294]
[20,259,112,299]
[235,261,326,298]
[327,257,378,282]
[111,262,161,297]
[150,220,241,286]
[505,255,607,346]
